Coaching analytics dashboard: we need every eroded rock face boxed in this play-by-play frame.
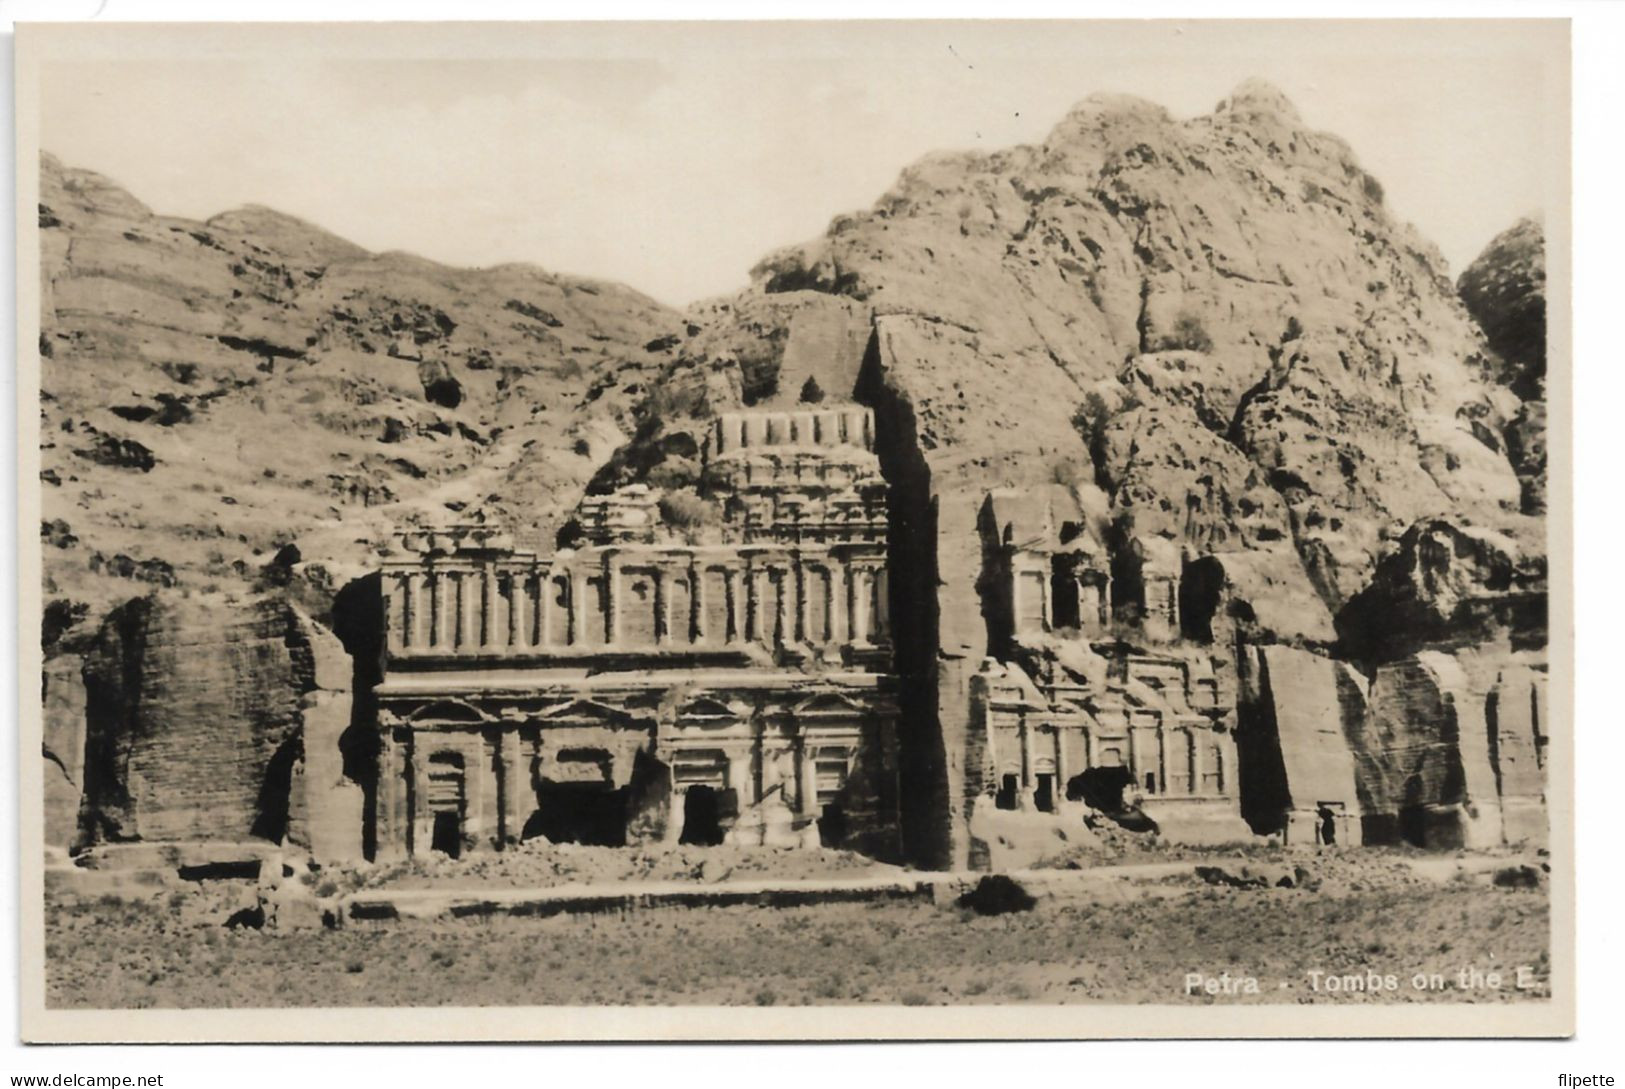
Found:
[43,654,88,847]
[1335,517,1546,660]
[39,151,681,626]
[77,593,358,858]
[1458,217,1545,400]
[1351,652,1506,849]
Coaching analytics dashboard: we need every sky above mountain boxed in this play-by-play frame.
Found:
[37,20,1563,306]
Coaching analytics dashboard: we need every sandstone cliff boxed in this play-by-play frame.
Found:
[76,593,360,857]
[39,152,683,640]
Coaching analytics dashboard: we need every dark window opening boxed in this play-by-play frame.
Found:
[995,774,1020,811]
[679,785,725,846]
[1144,772,1157,792]
[1399,774,1428,847]
[1050,558,1081,629]
[817,800,848,848]
[1034,773,1055,813]
[431,810,462,858]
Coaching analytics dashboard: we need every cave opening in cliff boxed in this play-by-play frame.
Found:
[250,737,302,845]
[526,781,630,847]
[1070,767,1133,813]
[855,326,951,868]
[1179,556,1225,643]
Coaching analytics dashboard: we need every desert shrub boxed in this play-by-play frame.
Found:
[1071,391,1113,449]
[799,376,825,404]
[1167,312,1214,353]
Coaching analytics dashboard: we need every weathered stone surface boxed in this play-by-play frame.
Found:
[43,654,87,846]
[1336,517,1545,660]
[1487,663,1548,845]
[78,593,356,856]
[1458,217,1546,400]
[1353,652,1504,849]
[1235,644,1364,845]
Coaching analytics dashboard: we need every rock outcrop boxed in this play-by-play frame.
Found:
[77,593,360,859]
[1458,217,1547,513]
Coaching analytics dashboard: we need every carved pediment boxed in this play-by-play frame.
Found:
[406,699,489,724]
[677,696,739,723]
[536,698,642,727]
[793,692,871,718]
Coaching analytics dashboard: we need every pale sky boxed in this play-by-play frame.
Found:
[33,21,1565,307]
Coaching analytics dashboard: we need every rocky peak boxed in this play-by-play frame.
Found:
[1458,216,1545,399]
[1213,77,1304,124]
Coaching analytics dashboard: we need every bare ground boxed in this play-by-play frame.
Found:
[44,848,1551,1009]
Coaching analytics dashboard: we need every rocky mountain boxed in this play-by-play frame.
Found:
[604,79,1544,653]
[1458,217,1547,513]
[39,151,683,642]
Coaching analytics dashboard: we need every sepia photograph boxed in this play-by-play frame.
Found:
[14,16,1572,1043]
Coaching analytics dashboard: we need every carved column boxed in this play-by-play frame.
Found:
[1190,730,1204,796]
[481,565,497,650]
[499,730,524,845]
[772,566,788,646]
[852,566,871,646]
[1055,726,1068,802]
[607,554,623,646]
[1018,710,1032,809]
[515,571,534,651]
[571,569,588,646]
[797,738,818,817]
[794,562,809,643]
[435,572,455,650]
[692,564,707,643]
[653,568,669,645]
[532,569,550,649]
[723,568,739,644]
[456,569,476,652]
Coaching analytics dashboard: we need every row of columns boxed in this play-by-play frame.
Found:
[373,723,878,860]
[1010,561,1113,635]
[990,715,1228,802]
[386,554,890,654]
